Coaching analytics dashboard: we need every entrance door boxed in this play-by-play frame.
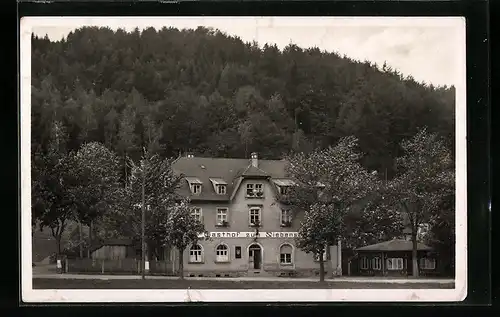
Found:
[249,244,262,270]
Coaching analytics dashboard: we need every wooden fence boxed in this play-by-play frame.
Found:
[65,258,176,275]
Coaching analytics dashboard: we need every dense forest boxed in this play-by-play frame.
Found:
[31,26,455,180]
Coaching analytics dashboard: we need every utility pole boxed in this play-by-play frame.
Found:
[141,159,146,280]
[79,220,83,258]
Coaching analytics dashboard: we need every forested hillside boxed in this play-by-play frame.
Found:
[31,26,455,180]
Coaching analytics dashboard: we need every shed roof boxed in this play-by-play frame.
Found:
[355,239,432,252]
[89,239,136,253]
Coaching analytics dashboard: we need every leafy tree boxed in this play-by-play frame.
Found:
[286,136,380,281]
[165,199,206,279]
[72,142,122,251]
[424,192,455,276]
[102,151,184,261]
[387,127,454,277]
[132,152,184,259]
[297,203,342,282]
[32,122,77,255]
[343,194,405,249]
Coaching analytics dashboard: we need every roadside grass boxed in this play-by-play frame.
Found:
[33,278,455,289]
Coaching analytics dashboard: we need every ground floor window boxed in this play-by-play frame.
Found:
[372,257,382,270]
[386,257,403,270]
[189,244,203,263]
[360,256,369,269]
[419,257,436,269]
[216,244,229,262]
[279,244,293,265]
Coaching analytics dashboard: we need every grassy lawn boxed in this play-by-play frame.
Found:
[33,278,455,289]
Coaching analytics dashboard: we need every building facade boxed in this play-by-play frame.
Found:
[170,153,342,278]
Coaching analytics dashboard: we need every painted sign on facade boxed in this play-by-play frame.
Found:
[197,232,300,239]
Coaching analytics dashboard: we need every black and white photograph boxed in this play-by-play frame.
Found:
[21,16,466,302]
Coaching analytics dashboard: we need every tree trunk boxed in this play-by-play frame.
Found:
[319,255,325,282]
[412,233,419,277]
[55,235,62,256]
[178,248,184,280]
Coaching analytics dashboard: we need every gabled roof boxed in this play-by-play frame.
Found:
[239,165,270,178]
[172,156,288,201]
[355,239,432,252]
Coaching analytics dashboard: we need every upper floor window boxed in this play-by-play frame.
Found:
[189,244,203,263]
[280,209,292,227]
[386,258,404,270]
[215,244,229,262]
[249,207,261,226]
[419,257,436,270]
[217,184,226,195]
[191,207,202,222]
[216,208,229,226]
[246,183,264,198]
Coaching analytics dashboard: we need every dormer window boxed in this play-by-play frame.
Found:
[185,177,203,195]
[279,186,288,195]
[192,184,201,194]
[209,178,228,195]
[272,179,296,195]
[217,184,226,195]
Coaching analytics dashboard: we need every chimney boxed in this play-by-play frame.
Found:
[250,152,258,168]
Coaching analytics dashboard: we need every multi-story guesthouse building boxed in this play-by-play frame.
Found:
[169,152,342,278]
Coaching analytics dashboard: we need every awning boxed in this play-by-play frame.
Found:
[185,177,203,184]
[272,179,296,187]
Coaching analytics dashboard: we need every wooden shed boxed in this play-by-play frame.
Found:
[353,239,439,277]
[90,239,138,260]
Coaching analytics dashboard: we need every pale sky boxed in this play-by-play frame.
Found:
[25,17,465,87]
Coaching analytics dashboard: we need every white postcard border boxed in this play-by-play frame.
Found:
[20,16,467,303]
